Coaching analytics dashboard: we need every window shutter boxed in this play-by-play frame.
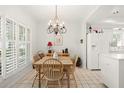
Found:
[18,25,26,67]
[5,19,17,75]
[0,17,31,79]
[26,29,30,63]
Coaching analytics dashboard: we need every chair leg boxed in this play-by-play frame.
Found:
[61,72,66,80]
[60,75,63,85]
[45,80,48,88]
[32,73,45,88]
[72,73,77,88]
[58,80,61,88]
[32,73,39,87]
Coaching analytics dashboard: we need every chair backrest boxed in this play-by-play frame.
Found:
[43,58,63,80]
[73,56,79,71]
[38,53,45,59]
[33,54,41,62]
[32,54,41,69]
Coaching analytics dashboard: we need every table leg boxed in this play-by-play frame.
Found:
[38,65,41,88]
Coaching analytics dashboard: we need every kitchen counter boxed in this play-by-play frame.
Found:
[101,53,124,60]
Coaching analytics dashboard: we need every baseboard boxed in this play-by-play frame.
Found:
[91,69,101,71]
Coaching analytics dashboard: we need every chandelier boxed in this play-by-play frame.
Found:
[47,5,67,35]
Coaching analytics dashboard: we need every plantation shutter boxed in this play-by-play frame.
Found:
[5,18,17,75]
[0,17,31,79]
[18,25,26,67]
[26,28,31,63]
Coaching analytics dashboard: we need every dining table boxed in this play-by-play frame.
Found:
[33,56,73,88]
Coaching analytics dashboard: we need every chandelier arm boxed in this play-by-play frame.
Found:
[47,29,53,34]
[63,28,67,33]
[47,25,54,34]
[60,27,67,34]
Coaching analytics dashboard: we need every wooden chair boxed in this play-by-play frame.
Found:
[32,54,44,87]
[43,58,63,88]
[32,65,45,87]
[32,54,41,69]
[38,53,45,59]
[63,55,78,87]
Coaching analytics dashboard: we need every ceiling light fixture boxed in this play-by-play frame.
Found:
[113,27,124,30]
[47,5,67,35]
[103,19,116,23]
[112,8,119,14]
[113,28,119,30]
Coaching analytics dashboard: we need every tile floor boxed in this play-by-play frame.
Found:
[7,67,107,88]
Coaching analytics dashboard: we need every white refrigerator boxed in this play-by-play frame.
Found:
[87,33,101,69]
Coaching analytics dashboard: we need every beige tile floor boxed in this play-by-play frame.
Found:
[9,67,107,88]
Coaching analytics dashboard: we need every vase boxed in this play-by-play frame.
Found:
[53,52,58,59]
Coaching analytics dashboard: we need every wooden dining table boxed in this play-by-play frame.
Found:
[33,56,73,88]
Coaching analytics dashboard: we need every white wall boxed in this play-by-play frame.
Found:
[0,6,89,68]
[0,6,38,56]
[80,22,87,68]
[37,20,83,58]
[0,6,95,69]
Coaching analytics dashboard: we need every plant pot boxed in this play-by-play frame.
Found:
[48,50,52,53]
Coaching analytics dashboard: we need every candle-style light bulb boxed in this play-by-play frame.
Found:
[48,20,52,25]
[62,22,64,25]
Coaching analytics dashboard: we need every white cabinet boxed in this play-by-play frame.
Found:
[100,54,124,88]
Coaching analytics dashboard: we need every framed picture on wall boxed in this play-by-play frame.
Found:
[47,33,55,43]
[54,35,63,46]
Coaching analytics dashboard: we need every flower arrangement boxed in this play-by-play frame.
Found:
[47,41,53,53]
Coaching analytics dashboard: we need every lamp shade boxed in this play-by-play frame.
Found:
[47,42,53,46]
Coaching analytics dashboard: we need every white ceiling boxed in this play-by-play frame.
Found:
[88,5,124,29]
[2,5,124,29]
[22,5,99,23]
